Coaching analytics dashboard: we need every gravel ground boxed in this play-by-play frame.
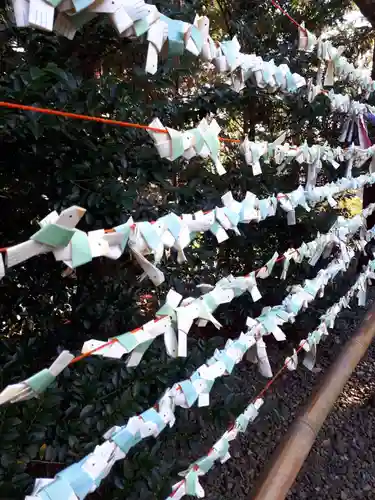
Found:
[186,288,375,499]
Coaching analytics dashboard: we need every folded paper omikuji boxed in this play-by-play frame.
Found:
[5,205,86,270]
[24,234,371,499]
[9,0,374,138]
[166,257,375,500]
[305,80,375,147]
[298,256,375,371]
[149,126,374,180]
[0,214,371,403]
[4,173,375,285]
[0,204,370,406]
[0,351,74,405]
[147,117,225,176]
[82,208,370,366]
[167,398,264,500]
[239,136,375,183]
[298,22,375,99]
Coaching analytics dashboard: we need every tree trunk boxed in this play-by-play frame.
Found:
[354,0,375,27]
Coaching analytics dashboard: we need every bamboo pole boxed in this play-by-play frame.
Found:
[251,303,375,500]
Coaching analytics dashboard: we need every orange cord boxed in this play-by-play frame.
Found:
[0,101,241,144]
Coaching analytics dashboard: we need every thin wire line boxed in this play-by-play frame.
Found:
[270,0,307,33]
[252,340,307,402]
[173,338,309,493]
[0,101,241,144]
[68,315,169,364]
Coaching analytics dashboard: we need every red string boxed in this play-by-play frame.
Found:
[252,339,307,402]
[69,338,119,365]
[176,338,309,493]
[270,0,307,33]
[67,315,168,364]
[59,246,295,366]
[0,101,241,144]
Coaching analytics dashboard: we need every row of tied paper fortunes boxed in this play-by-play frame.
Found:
[307,84,373,148]
[298,23,375,99]
[81,207,375,367]
[1,206,371,407]
[148,117,375,178]
[166,256,375,500]
[298,19,374,148]
[24,236,369,500]
[3,172,375,287]
[10,0,375,134]
[1,204,372,406]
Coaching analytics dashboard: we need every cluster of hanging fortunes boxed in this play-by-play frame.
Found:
[80,204,375,367]
[11,0,375,111]
[12,0,305,91]
[2,204,374,411]
[10,0,375,159]
[166,256,375,500]
[3,174,375,288]
[3,172,375,286]
[298,22,375,98]
[147,118,375,178]
[18,246,375,500]
[297,22,375,146]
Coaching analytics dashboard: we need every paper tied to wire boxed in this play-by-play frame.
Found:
[26,240,373,498]
[167,397,263,499]
[285,348,298,371]
[254,306,291,341]
[12,0,151,35]
[29,408,168,500]
[217,272,262,302]
[127,219,167,286]
[166,254,375,500]
[297,22,317,52]
[298,23,375,98]
[148,117,224,175]
[81,289,181,365]
[325,92,374,148]
[239,131,287,175]
[221,190,279,225]
[5,205,86,271]
[306,172,375,210]
[10,0,375,141]
[305,82,375,141]
[54,220,132,271]
[231,54,306,94]
[280,210,368,281]
[27,439,127,499]
[299,256,375,371]
[4,206,135,279]
[5,173,375,286]
[240,134,375,181]
[278,185,310,225]
[246,336,273,378]
[81,283,237,365]
[0,351,73,406]
[168,254,375,500]
[334,99,373,148]
[85,201,374,367]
